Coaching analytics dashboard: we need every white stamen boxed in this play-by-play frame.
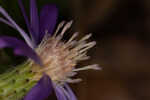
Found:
[54,21,66,37]
[73,55,90,61]
[60,20,73,36]
[79,33,92,43]
[65,78,82,83]
[71,41,86,51]
[63,40,77,49]
[79,41,96,53]
[67,72,77,77]
[66,32,79,44]
[73,64,101,72]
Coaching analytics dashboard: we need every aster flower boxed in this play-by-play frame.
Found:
[0,0,100,100]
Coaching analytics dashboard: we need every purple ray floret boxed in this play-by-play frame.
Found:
[24,75,53,100]
[64,84,77,100]
[55,85,68,100]
[18,0,33,42]
[0,36,42,66]
[54,83,77,100]
[39,4,58,42]
[30,0,39,40]
[18,0,58,44]
[0,6,34,48]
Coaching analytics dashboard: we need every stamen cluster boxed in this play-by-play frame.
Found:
[30,21,100,84]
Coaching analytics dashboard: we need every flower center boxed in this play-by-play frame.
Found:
[30,21,100,84]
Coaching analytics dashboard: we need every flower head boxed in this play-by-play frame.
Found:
[0,0,100,100]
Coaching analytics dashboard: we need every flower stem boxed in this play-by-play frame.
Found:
[0,62,37,100]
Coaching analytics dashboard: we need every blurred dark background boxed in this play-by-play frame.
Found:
[1,0,150,100]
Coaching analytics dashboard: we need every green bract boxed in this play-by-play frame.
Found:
[0,62,37,100]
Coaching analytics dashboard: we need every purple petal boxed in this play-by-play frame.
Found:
[54,83,77,100]
[0,17,16,29]
[18,0,32,37]
[0,6,34,48]
[30,0,39,43]
[39,4,58,42]
[54,84,68,100]
[24,75,53,100]
[64,84,77,100]
[0,36,42,66]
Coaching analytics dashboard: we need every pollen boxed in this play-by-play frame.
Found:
[30,21,101,84]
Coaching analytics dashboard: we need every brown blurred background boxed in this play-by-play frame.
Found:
[69,0,150,100]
